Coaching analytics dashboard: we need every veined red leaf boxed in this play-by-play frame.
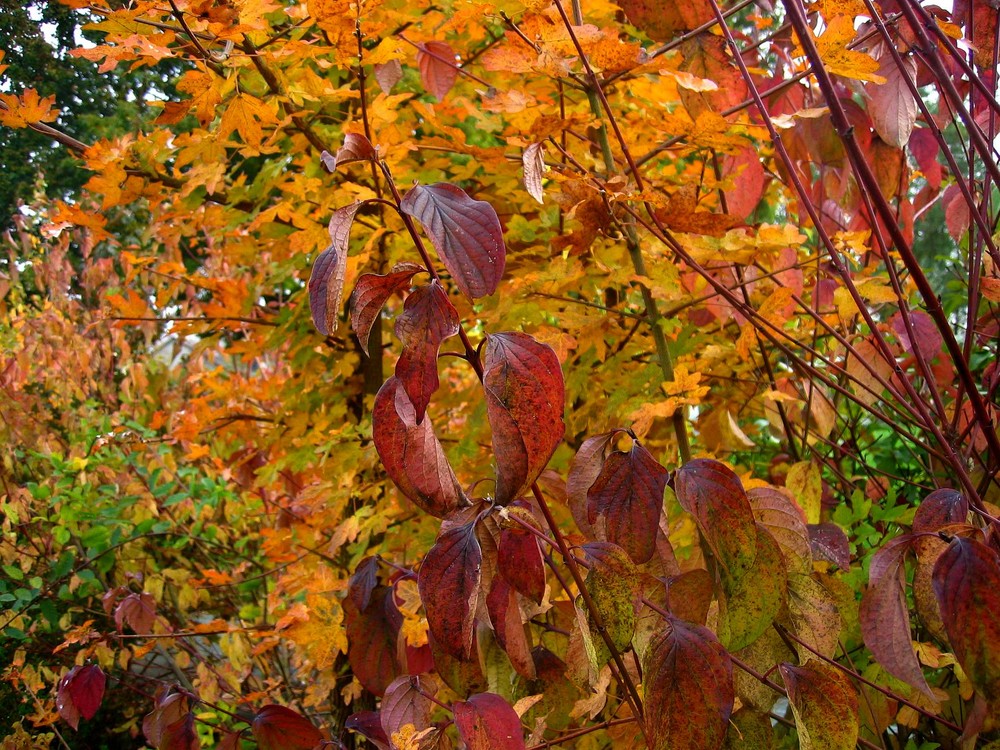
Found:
[807,523,851,569]
[567,431,617,538]
[372,376,465,518]
[583,542,639,654]
[142,690,200,750]
[309,201,362,336]
[344,586,403,696]
[522,143,545,204]
[57,665,105,730]
[642,618,734,750]
[374,59,403,94]
[486,577,536,679]
[380,676,433,742]
[498,526,545,605]
[346,711,390,750]
[252,705,324,750]
[417,41,458,101]
[859,535,933,698]
[394,281,460,423]
[350,262,425,356]
[673,459,757,579]
[932,536,1000,701]
[453,693,526,750]
[865,54,917,149]
[349,556,380,612]
[891,310,941,362]
[114,591,156,634]
[913,488,968,533]
[748,486,811,574]
[779,662,859,750]
[418,519,483,659]
[328,132,376,169]
[586,439,667,564]
[483,332,564,504]
[400,183,505,300]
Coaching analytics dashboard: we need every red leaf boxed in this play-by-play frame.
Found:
[721,146,766,221]
[453,693,526,750]
[865,54,917,149]
[380,676,433,741]
[325,132,376,170]
[586,439,667,564]
[374,59,403,94]
[394,281,460,423]
[859,535,934,698]
[372,376,465,518]
[932,536,1000,701]
[309,201,362,335]
[567,431,617,538]
[400,183,506,300]
[417,41,458,101]
[642,618,734,750]
[350,262,425,355]
[483,332,564,504]
[808,523,851,569]
[252,705,324,750]
[913,488,968,533]
[349,556,380,612]
[522,143,545,204]
[486,578,536,679]
[142,690,200,750]
[114,591,157,634]
[891,310,942,362]
[673,459,757,578]
[418,518,483,659]
[346,711,390,750]
[57,665,105,730]
[344,586,404,696]
[909,128,941,190]
[498,526,545,605]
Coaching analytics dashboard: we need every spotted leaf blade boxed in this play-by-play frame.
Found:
[779,661,859,750]
[453,693,526,750]
[418,519,482,659]
[400,183,505,300]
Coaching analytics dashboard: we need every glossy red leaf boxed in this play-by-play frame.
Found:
[483,332,564,504]
[344,586,403,696]
[380,676,433,741]
[400,183,505,300]
[252,705,324,750]
[142,690,200,750]
[522,143,545,204]
[498,526,545,605]
[346,711,390,750]
[859,535,933,698]
[372,376,465,518]
[453,693,526,750]
[114,591,156,634]
[913,488,968,533]
[909,128,941,189]
[349,555,380,612]
[807,523,851,569]
[351,262,425,356]
[779,662,859,750]
[418,519,483,659]
[394,281,460,423]
[309,201,362,335]
[642,618,734,750]
[932,536,1000,701]
[57,665,105,730]
[673,459,757,578]
[417,41,458,101]
[587,440,667,564]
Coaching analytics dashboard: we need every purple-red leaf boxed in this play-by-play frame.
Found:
[586,440,667,564]
[522,143,545,204]
[114,591,156,634]
[808,523,851,569]
[417,41,458,101]
[351,262,425,356]
[309,201,362,335]
[380,676,433,741]
[483,332,564,504]
[372,376,465,518]
[453,693,526,750]
[57,665,105,730]
[642,618,734,750]
[400,183,505,300]
[891,310,942,362]
[252,705,324,750]
[673,459,757,578]
[346,711,390,750]
[142,690,200,750]
[859,535,934,698]
[913,488,968,533]
[349,556,380,612]
[498,526,545,605]
[344,586,404,696]
[330,132,376,169]
[932,536,1000,701]
[418,519,483,659]
[394,281,460,423]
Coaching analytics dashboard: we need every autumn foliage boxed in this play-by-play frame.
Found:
[2,0,1000,747]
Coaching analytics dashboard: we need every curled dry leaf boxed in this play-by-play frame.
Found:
[417,41,458,101]
[453,692,526,750]
[418,519,482,659]
[252,704,324,750]
[57,664,106,730]
[309,201,362,336]
[522,143,545,204]
[400,183,506,300]
[372,376,465,518]
[350,262,425,356]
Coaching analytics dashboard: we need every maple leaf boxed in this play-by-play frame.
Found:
[0,89,60,128]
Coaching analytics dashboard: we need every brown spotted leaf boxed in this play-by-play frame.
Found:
[779,661,859,750]
[807,523,851,570]
[932,536,1000,701]
[309,201,362,335]
[57,665,105,730]
[453,692,526,750]
[350,262,425,356]
[252,705,324,750]
[642,617,734,750]
[483,333,564,504]
[418,519,483,659]
[400,183,505,300]
[717,524,786,651]
[787,573,842,661]
[372,376,465,518]
[418,41,458,101]
[394,281,460,423]
[586,439,667,564]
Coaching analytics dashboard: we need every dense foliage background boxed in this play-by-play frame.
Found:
[1,0,999,747]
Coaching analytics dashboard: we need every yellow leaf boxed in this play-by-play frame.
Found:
[796,16,886,83]
[218,93,267,149]
[786,460,822,524]
[0,89,60,128]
